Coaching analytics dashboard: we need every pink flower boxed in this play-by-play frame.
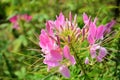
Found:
[39,20,76,77]
[9,15,18,23]
[9,15,19,29]
[39,12,81,77]
[9,14,32,29]
[21,14,32,22]
[83,13,115,62]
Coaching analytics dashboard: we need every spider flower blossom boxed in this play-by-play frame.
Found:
[83,13,115,62]
[9,14,32,29]
[39,12,78,78]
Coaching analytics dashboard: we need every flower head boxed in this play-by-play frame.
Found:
[9,14,32,29]
[83,13,115,62]
[39,12,78,78]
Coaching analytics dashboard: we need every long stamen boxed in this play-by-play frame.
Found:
[68,35,71,43]
[82,28,85,41]
[56,35,60,47]
[69,12,72,22]
[73,14,77,25]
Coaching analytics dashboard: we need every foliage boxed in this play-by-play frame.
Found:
[0,0,120,80]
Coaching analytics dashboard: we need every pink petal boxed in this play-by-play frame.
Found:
[46,21,54,35]
[83,13,89,24]
[13,22,19,29]
[104,20,116,33]
[63,45,76,65]
[89,22,97,37]
[90,44,100,58]
[43,59,59,67]
[9,15,18,23]
[39,30,47,48]
[97,47,107,62]
[90,48,96,58]
[59,65,70,78]
[39,29,55,51]
[63,45,70,58]
[87,34,95,45]
[69,55,76,65]
[98,47,107,58]
[87,22,97,44]
[21,14,32,22]
[91,44,100,50]
[43,51,62,67]
[96,25,105,40]
[55,12,65,30]
[58,12,65,25]
[50,49,62,61]
[96,56,102,62]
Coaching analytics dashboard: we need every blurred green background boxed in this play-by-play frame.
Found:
[0,0,120,80]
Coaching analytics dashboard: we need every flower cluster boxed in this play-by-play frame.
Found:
[9,14,32,29]
[39,12,115,78]
[83,13,115,63]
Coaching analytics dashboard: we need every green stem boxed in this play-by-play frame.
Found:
[70,44,90,79]
[3,53,17,78]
